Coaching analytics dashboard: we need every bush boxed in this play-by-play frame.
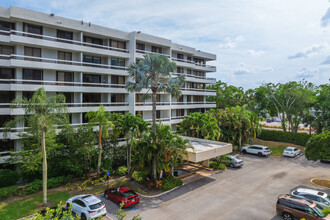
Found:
[209,161,227,170]
[161,176,183,191]
[305,131,330,161]
[258,129,310,147]
[117,166,128,176]
[21,179,42,195]
[22,175,72,195]
[132,171,145,183]
[0,169,19,187]
[0,185,18,200]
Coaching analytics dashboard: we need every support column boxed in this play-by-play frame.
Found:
[128,32,137,115]
[202,159,210,167]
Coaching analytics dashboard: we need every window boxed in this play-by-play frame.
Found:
[136,43,145,51]
[0,68,15,79]
[187,69,192,75]
[0,21,15,32]
[0,91,15,103]
[89,202,104,210]
[83,74,101,83]
[111,58,125,67]
[187,95,191,102]
[151,46,163,54]
[57,30,73,40]
[23,91,34,100]
[110,39,126,49]
[24,47,41,61]
[156,94,161,102]
[56,71,73,82]
[72,199,86,207]
[177,67,184,73]
[0,45,14,55]
[177,109,184,117]
[83,36,103,45]
[0,140,14,152]
[177,53,184,60]
[136,111,143,116]
[193,96,204,102]
[177,95,183,102]
[23,23,42,38]
[83,55,101,64]
[156,110,161,119]
[193,58,205,65]
[83,93,101,103]
[23,69,43,81]
[135,94,143,102]
[57,92,72,103]
[111,94,125,102]
[58,51,72,64]
[187,56,192,61]
[111,75,125,84]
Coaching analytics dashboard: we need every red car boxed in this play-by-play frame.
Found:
[104,186,139,208]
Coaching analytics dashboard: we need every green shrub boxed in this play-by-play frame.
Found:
[117,166,128,176]
[0,169,19,187]
[22,175,72,195]
[0,185,18,200]
[209,161,227,170]
[161,176,183,191]
[218,163,227,170]
[258,129,310,147]
[132,171,145,183]
[47,175,72,189]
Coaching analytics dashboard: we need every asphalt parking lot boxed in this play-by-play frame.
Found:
[100,154,330,220]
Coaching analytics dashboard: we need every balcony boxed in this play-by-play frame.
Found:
[171,101,216,109]
[0,29,129,53]
[180,88,216,96]
[135,102,170,106]
[135,49,170,58]
[172,73,216,84]
[135,102,171,111]
[171,58,216,72]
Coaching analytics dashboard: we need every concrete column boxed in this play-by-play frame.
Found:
[202,159,210,167]
[127,32,137,115]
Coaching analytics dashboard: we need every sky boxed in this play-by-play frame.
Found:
[1,0,330,89]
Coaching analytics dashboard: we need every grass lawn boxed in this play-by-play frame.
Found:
[249,138,305,156]
[0,177,148,220]
[312,179,330,188]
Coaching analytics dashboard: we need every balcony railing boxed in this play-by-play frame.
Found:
[0,102,128,108]
[180,88,216,92]
[172,73,216,81]
[135,102,170,106]
[0,54,128,70]
[171,102,216,105]
[0,79,126,88]
[0,30,129,53]
[171,58,216,69]
[145,118,171,122]
[171,116,185,120]
[135,49,170,58]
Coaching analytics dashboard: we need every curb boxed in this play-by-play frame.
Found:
[136,184,184,198]
[310,178,330,190]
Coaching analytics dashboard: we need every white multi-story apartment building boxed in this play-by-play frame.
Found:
[0,6,217,167]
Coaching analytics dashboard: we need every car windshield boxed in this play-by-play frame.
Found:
[89,202,103,210]
[122,190,136,197]
[313,204,326,217]
[264,147,270,150]
[285,148,293,151]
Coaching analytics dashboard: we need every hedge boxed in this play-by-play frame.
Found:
[0,169,19,188]
[0,185,18,200]
[258,129,310,147]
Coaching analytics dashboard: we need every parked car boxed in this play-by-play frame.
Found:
[104,186,139,208]
[241,145,271,156]
[266,118,274,123]
[276,194,330,220]
[283,147,301,157]
[227,155,243,168]
[66,194,106,220]
[291,188,330,208]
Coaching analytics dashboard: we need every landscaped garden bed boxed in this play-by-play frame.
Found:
[311,179,330,188]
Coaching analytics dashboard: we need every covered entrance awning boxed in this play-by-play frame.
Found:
[181,136,232,163]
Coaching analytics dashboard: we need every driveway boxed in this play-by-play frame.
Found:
[101,155,330,220]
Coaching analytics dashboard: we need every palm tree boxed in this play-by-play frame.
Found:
[86,105,114,178]
[4,88,68,206]
[126,53,185,133]
[122,113,149,175]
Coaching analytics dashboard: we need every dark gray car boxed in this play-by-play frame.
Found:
[228,155,243,168]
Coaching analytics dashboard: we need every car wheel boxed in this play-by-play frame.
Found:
[257,152,263,157]
[282,212,293,220]
[229,163,234,168]
[242,150,247,154]
[104,193,109,199]
[81,213,87,220]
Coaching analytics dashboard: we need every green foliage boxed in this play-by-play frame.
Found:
[117,166,128,176]
[22,176,71,195]
[209,161,227,170]
[178,112,221,141]
[258,129,310,147]
[305,131,330,161]
[268,145,287,156]
[0,169,19,187]
[0,185,18,200]
[313,84,330,133]
[116,203,128,220]
[161,176,183,191]
[32,202,81,220]
[322,206,330,215]
[132,171,146,183]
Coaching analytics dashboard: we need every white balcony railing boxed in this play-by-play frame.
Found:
[0,30,129,53]
[0,79,126,88]
[172,73,216,81]
[171,116,185,120]
[135,102,170,106]
[135,49,171,58]
[171,102,216,105]
[171,58,216,69]
[180,88,216,92]
[0,102,128,109]
[0,54,128,70]
[145,118,171,122]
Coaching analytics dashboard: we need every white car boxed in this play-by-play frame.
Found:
[283,147,300,157]
[291,188,330,208]
[241,145,271,156]
[66,194,106,220]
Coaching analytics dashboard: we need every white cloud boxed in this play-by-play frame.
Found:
[296,67,319,79]
[259,67,274,72]
[219,35,244,49]
[321,7,330,27]
[288,42,329,59]
[233,63,254,75]
[247,49,265,57]
[321,56,330,65]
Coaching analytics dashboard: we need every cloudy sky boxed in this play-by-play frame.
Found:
[2,0,330,89]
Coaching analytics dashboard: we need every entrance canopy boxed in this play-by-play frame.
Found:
[181,136,232,163]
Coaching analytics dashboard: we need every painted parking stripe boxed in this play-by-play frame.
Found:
[108,211,119,220]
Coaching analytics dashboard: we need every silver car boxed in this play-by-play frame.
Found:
[228,155,243,168]
[291,188,330,208]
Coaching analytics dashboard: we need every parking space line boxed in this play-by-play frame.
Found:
[107,211,119,220]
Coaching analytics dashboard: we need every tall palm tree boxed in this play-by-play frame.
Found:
[4,88,68,206]
[86,105,114,178]
[126,53,185,133]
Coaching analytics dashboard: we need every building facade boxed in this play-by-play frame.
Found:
[0,6,217,166]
